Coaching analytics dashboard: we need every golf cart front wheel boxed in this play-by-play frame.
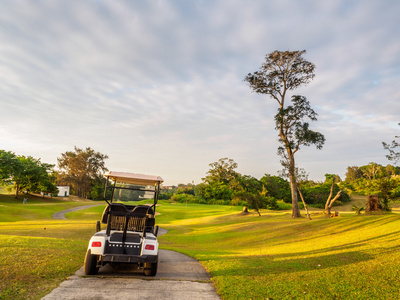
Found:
[144,261,158,276]
[84,249,99,275]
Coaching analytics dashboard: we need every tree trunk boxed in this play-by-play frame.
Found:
[290,174,301,217]
[288,153,301,218]
[14,183,19,198]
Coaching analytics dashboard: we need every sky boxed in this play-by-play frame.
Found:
[0,0,399,185]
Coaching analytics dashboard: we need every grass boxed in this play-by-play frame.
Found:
[156,203,400,299]
[2,192,400,299]
[0,192,100,300]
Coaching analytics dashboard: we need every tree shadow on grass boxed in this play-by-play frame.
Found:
[209,249,375,277]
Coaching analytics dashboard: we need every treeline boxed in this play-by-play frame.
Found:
[341,162,400,210]
[0,147,108,199]
[2,147,399,210]
[161,159,400,212]
[160,158,351,213]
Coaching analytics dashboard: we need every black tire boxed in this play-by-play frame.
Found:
[144,260,158,276]
[84,249,99,275]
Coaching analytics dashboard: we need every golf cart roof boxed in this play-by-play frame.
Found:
[105,171,164,186]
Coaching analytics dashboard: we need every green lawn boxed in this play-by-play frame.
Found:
[2,193,400,299]
[0,193,99,300]
[156,203,400,299]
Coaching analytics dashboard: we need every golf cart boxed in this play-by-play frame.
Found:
[84,171,164,276]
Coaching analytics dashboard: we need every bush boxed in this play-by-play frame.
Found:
[264,196,278,210]
[230,198,248,206]
[276,200,292,210]
[171,193,205,204]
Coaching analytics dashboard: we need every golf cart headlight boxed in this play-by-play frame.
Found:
[92,241,102,247]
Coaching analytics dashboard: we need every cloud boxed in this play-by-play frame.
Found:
[0,0,399,184]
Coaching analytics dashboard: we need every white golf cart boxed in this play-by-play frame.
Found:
[84,171,163,276]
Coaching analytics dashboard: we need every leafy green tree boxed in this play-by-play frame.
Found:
[0,150,21,182]
[57,147,109,198]
[345,166,363,182]
[232,175,278,215]
[203,158,239,184]
[233,175,263,215]
[376,178,396,211]
[196,181,233,202]
[0,151,57,197]
[197,158,239,203]
[260,174,291,202]
[360,162,384,180]
[384,164,400,176]
[13,156,56,197]
[245,50,325,218]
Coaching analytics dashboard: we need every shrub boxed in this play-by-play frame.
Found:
[276,200,292,210]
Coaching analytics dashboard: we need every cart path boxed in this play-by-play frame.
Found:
[45,206,220,299]
[42,249,219,300]
[52,204,104,220]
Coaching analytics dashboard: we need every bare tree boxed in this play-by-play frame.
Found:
[324,176,342,215]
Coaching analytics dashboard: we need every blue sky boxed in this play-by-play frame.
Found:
[0,0,399,185]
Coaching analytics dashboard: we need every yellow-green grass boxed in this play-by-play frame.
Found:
[0,192,96,222]
[156,203,400,299]
[0,193,102,300]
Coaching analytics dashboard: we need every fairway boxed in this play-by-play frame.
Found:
[157,203,400,299]
[2,193,400,299]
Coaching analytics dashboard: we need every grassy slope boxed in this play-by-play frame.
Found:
[0,192,101,300]
[156,203,400,299]
[2,193,400,299]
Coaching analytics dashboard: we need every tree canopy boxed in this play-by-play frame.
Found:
[0,150,57,197]
[57,146,109,198]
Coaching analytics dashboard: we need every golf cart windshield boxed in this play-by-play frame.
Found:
[104,171,164,204]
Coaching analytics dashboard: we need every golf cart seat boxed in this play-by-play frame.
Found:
[101,203,155,233]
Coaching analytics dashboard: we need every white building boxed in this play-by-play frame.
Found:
[56,186,70,197]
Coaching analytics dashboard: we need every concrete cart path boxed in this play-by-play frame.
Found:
[42,249,219,300]
[52,204,104,220]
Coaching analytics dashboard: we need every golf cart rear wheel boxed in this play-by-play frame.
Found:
[84,249,99,275]
[144,261,158,276]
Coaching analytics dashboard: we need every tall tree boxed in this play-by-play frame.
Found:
[383,123,400,164]
[57,147,109,198]
[245,50,325,218]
